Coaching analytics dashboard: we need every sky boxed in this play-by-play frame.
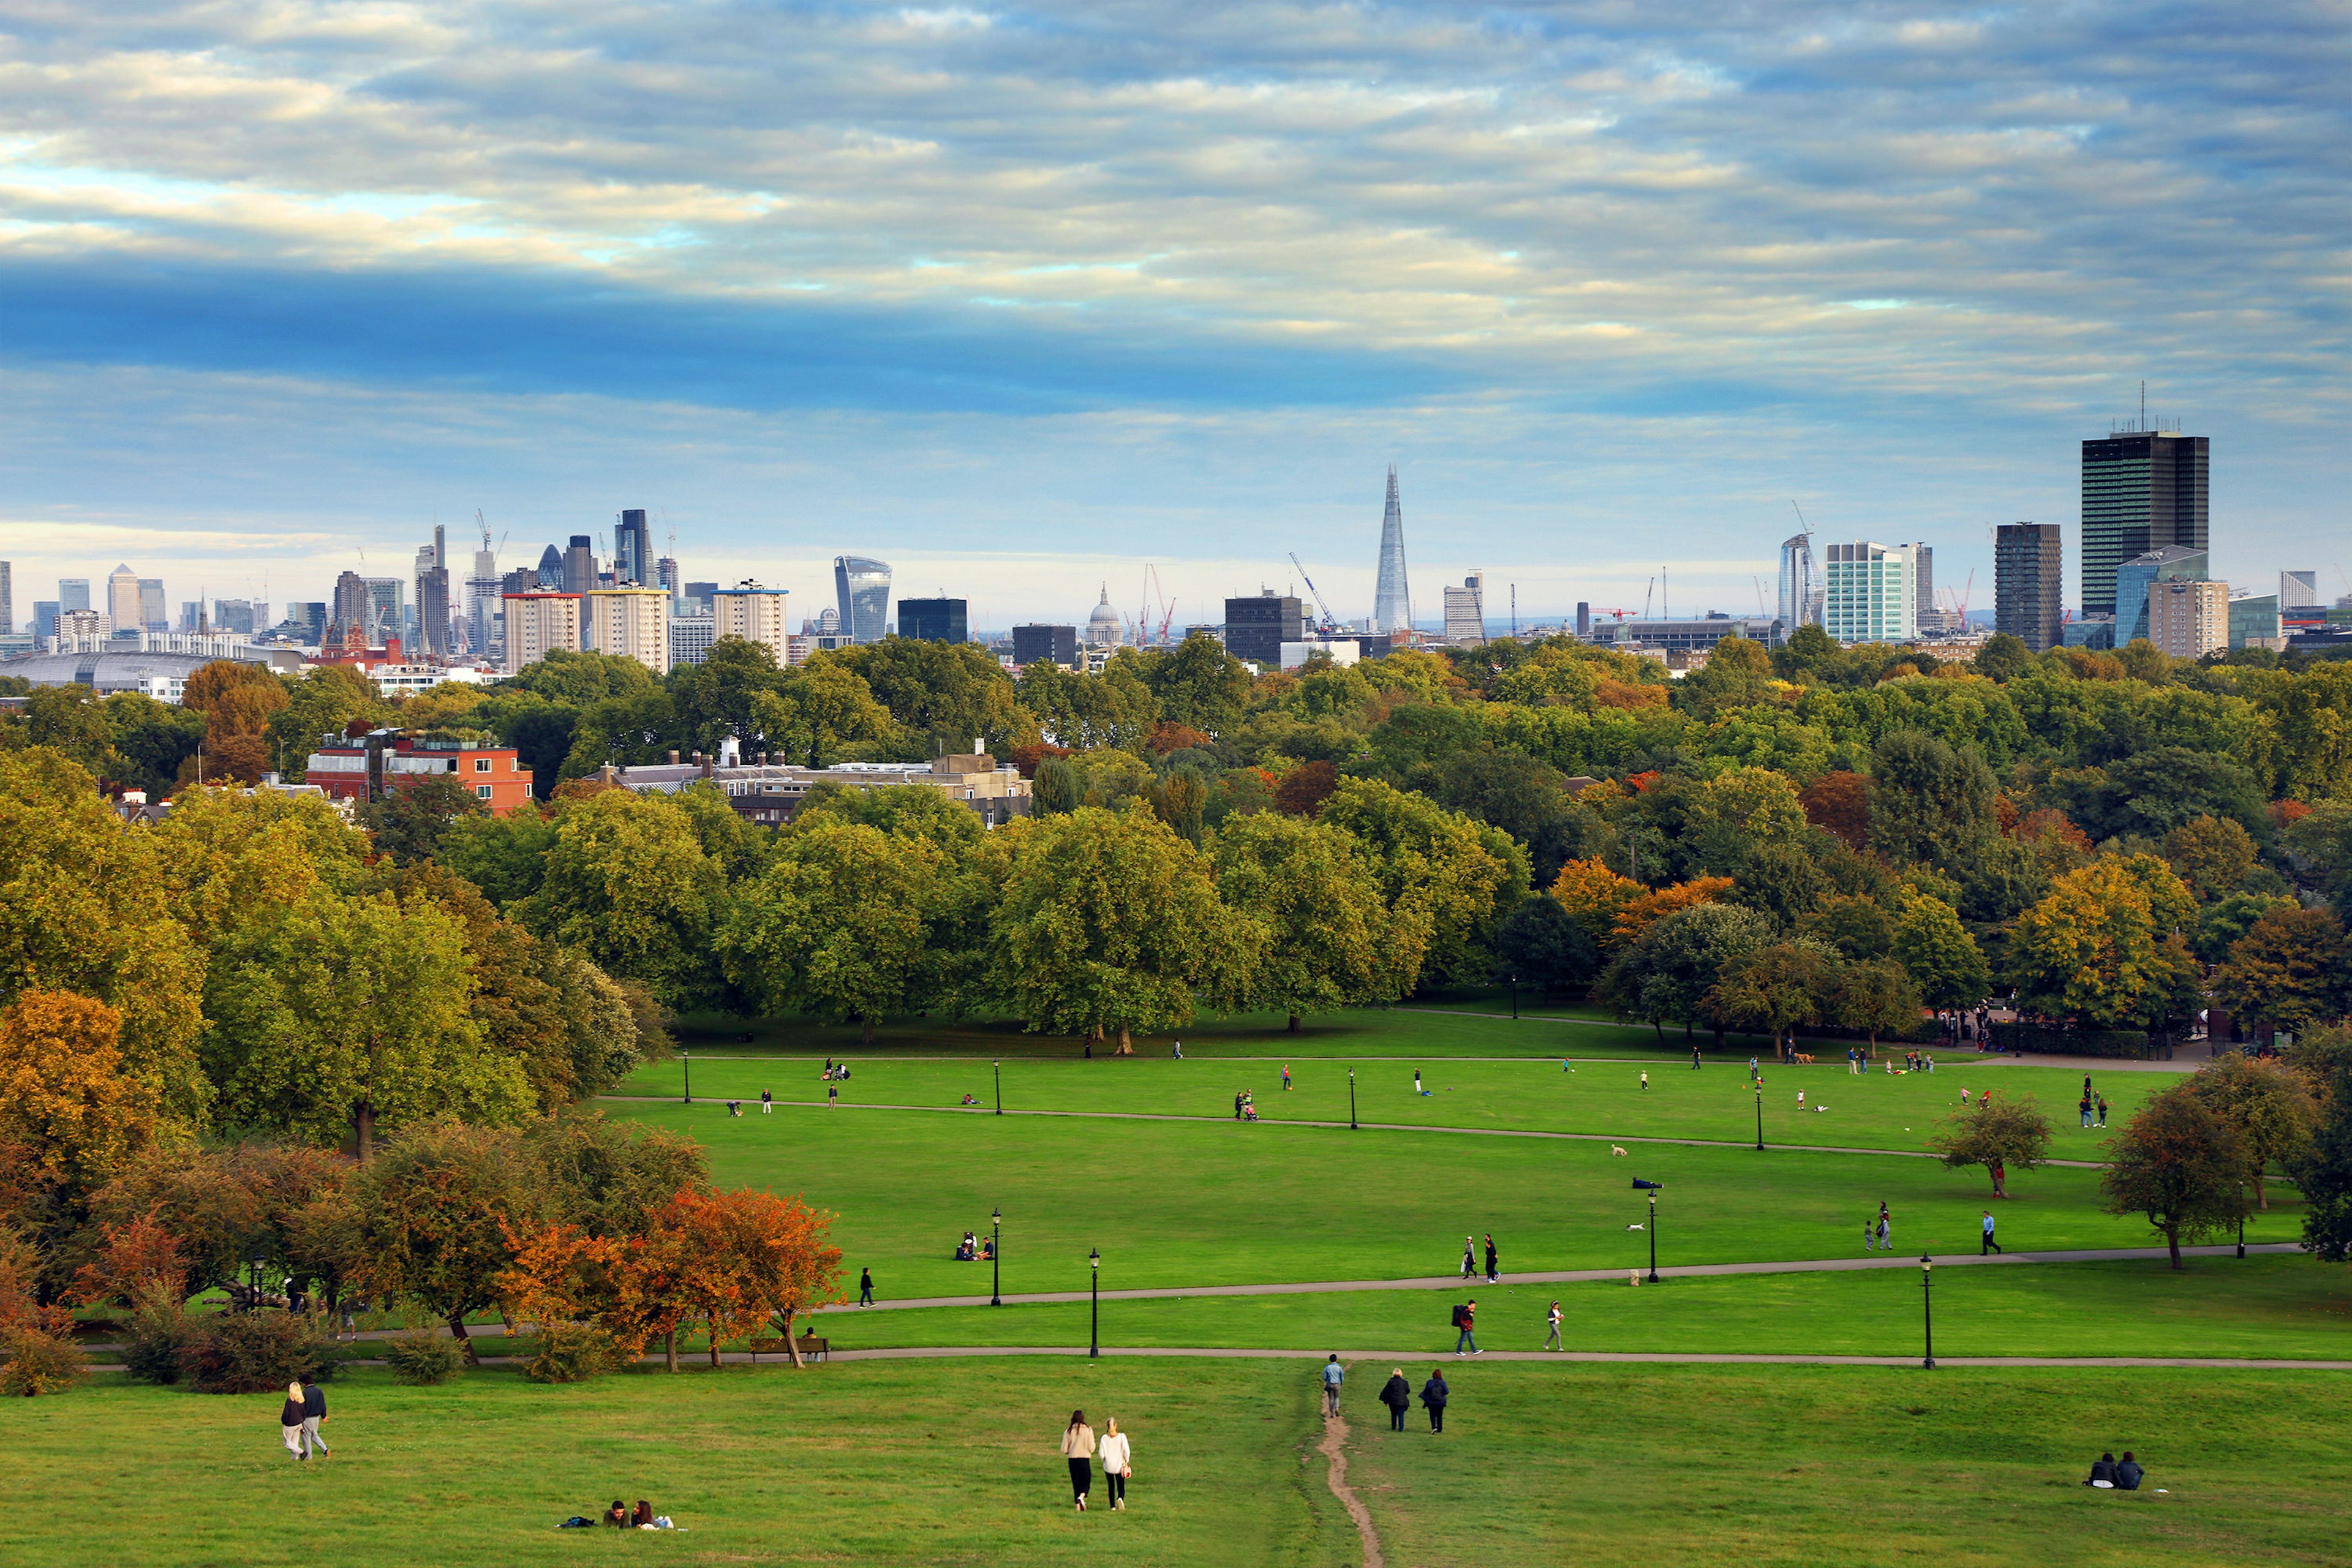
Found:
[2,0,2347,633]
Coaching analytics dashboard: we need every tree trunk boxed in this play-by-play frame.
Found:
[353,1099,375,1161]
[782,1310,804,1370]
[1653,1022,1665,1043]
[448,1311,480,1365]
[2256,1170,2268,1210]
[665,1327,679,1373]
[1287,1014,1301,1034]
[709,1317,725,1368]
[2166,1224,2183,1270]
[1115,1027,1134,1057]
[861,1016,876,1046]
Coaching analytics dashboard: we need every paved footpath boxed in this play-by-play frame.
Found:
[600,1094,2111,1167]
[816,1243,2302,1315]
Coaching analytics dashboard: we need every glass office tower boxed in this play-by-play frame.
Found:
[2081,428,2206,619]
[834,556,892,643]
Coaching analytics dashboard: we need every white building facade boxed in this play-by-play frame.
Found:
[1822,541,1920,645]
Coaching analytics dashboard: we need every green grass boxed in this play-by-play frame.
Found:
[598,1102,2295,1303]
[810,1256,2352,1362]
[617,1051,2164,1158]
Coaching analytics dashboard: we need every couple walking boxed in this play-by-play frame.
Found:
[1375,1368,1450,1431]
[1459,1232,1499,1283]
[277,1376,330,1460]
[1058,1411,1134,1512]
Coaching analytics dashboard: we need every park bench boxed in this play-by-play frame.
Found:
[746,1336,829,1363]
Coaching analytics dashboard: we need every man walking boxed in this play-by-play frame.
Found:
[1283,1064,1293,1091]
[1691,1043,1702,1070]
[1483,1233,1499,1283]
[1453,1298,1480,1355]
[1544,1300,1564,1352]
[858,1267,875,1306]
[2079,1091,2093,1129]
[299,1374,330,1460]
[1321,1354,1344,1417]
[1981,1212,2002,1255]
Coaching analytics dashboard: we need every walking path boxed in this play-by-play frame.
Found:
[812,1243,2299,1315]
[1318,1409,1383,1568]
[600,1094,2112,1167]
[1399,1010,2206,1072]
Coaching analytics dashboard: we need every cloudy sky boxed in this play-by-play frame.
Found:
[2,0,2345,631]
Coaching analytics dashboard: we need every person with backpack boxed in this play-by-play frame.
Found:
[1420,1368,1450,1432]
[1452,1298,1480,1355]
[1379,1368,1411,1431]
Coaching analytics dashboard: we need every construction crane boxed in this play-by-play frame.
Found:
[1753,576,1770,616]
[1640,576,1656,620]
[1942,569,1975,624]
[1289,552,1341,633]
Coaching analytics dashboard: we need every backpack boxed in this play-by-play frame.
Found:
[1450,1303,1468,1329]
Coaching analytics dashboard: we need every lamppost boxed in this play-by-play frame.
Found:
[2238,1181,2247,1259]
[993,1059,1002,1117]
[990,1207,1003,1307]
[1348,1068,1358,1131]
[682,1047,692,1105]
[1754,1080,1764,1152]
[1920,1256,1935,1370]
[1510,973,1519,1020]
[1647,1190,1659,1284]
[1089,1247,1101,1359]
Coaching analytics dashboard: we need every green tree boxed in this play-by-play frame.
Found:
[2195,891,2299,965]
[720,818,948,1044]
[1708,940,1838,1061]
[1318,778,1525,990]
[753,661,895,768]
[1672,636,1777,718]
[1890,892,1990,1010]
[1804,894,1893,960]
[1418,751,1605,889]
[795,779,985,855]
[1972,633,2034,682]
[20,687,126,779]
[2007,858,2203,1030]
[339,1120,543,1360]
[1771,623,1839,682]
[2051,747,2268,843]
[1600,901,1776,1045]
[358,774,488,866]
[2184,1055,2320,1209]
[439,807,559,910]
[498,649,660,707]
[668,638,791,756]
[1135,632,1253,736]
[2163,814,2259,900]
[263,665,391,783]
[1031,756,1082,816]
[2292,1039,2352,1262]
[1867,729,1997,870]
[2283,802,2352,909]
[1928,1092,2054,1196]
[988,804,1257,1052]
[527,790,726,1009]
[102,693,206,797]
[1213,812,1408,1031]
[1147,768,1209,847]
[2211,907,2351,1036]
[1489,894,1602,999]
[827,639,1037,756]
[2101,1085,2252,1268]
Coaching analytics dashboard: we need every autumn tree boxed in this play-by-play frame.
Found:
[2007,858,2202,1031]
[2184,1054,2320,1208]
[1213,812,1411,1030]
[2164,815,2259,900]
[1319,778,1525,989]
[177,660,291,786]
[1890,892,1990,1011]
[1798,771,1872,851]
[2101,1085,2251,1268]
[2212,907,2351,1036]
[341,1120,543,1360]
[1550,858,1647,951]
[1610,876,1735,952]
[1273,760,1340,816]
[1928,1092,2054,1196]
[660,1188,845,1369]
[0,992,162,1194]
[358,773,488,865]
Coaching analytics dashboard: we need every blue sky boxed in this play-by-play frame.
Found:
[2,0,2346,630]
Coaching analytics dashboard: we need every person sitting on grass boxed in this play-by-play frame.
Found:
[2114,1453,2144,1490]
[2086,1453,2118,1488]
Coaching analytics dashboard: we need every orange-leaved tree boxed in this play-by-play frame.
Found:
[1549,859,1645,949]
[1611,876,1735,952]
[0,991,162,1194]
[661,1188,844,1370]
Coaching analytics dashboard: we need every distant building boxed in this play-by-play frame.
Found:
[503,592,583,673]
[2148,578,2229,660]
[2082,426,2206,619]
[599,749,1031,829]
[2281,570,2324,612]
[2063,616,2117,651]
[1442,573,1487,646]
[212,598,257,635]
[669,609,717,669]
[1012,624,1079,668]
[1822,542,1920,644]
[585,586,669,674]
[0,560,10,635]
[138,578,167,631]
[58,579,91,614]
[284,602,328,643]
[0,644,301,703]
[899,597,968,643]
[535,543,564,589]
[834,556,892,643]
[31,601,60,642]
[657,556,679,599]
[682,580,718,616]
[2230,593,2285,652]
[363,665,494,699]
[1281,637,1362,671]
[1085,585,1126,650]
[1223,590,1308,666]
[364,578,404,644]
[303,729,533,815]
[2114,545,2209,646]
[614,508,655,588]
[1777,534,1821,629]
[107,565,142,631]
[1587,616,1784,656]
[1994,523,2064,652]
[1372,465,1414,634]
[714,581,791,664]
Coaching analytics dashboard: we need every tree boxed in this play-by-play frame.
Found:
[829,639,1038,757]
[989,804,1257,1052]
[752,662,894,769]
[1804,895,1893,960]
[2164,815,2258,900]
[1214,813,1410,1030]
[1890,892,1990,1011]
[659,1188,845,1370]
[358,774,488,866]
[1798,772,1871,851]
[1867,730,1997,870]
[2101,1085,2251,1268]
[2053,747,2268,843]
[2195,892,2300,965]
[1273,760,1339,816]
[1828,957,1922,1053]
[264,665,391,783]
[1031,756,1082,816]
[1318,779,1525,989]
[2007,858,2203,1031]
[1709,941,1838,1061]
[1599,902,1774,1044]
[527,789,726,1009]
[1928,1092,2054,1196]
[720,818,947,1044]
[1772,623,1839,682]
[1417,752,1602,889]
[1972,632,2034,682]
[1610,876,1734,952]
[342,1120,543,1360]
[1549,858,1646,949]
[2283,802,2352,910]
[1490,894,1602,999]
[1135,632,1252,736]
[1673,636,1778,718]
[0,992,161,1194]
[2212,907,2351,1036]
[2184,1055,2320,1209]
[1147,769,1209,847]
[2293,1041,2352,1262]
[177,661,290,786]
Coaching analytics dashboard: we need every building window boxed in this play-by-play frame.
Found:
[475,784,493,801]
[475,757,492,773]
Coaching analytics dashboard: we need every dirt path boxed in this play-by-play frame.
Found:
[1317,1401,1383,1568]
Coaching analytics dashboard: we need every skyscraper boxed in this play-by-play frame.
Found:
[139,579,167,631]
[834,556,892,643]
[899,598,968,643]
[107,565,142,631]
[333,571,371,638]
[1442,572,1486,646]
[417,524,452,657]
[563,536,597,597]
[1910,545,1933,625]
[2081,424,2207,619]
[58,578,91,614]
[1372,466,1412,634]
[1223,590,1306,666]
[364,578,405,643]
[536,543,565,589]
[1994,524,2063,652]
[2148,579,2229,660]
[1822,542,1919,645]
[614,508,654,587]
[2114,545,2208,647]
[467,519,499,657]
[1776,534,1819,629]
[0,560,13,635]
[2281,570,2323,611]
[714,581,791,663]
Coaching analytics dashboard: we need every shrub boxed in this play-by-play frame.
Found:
[379,1325,467,1387]
[1992,1023,2158,1059]
[524,1321,616,1384]
[0,1326,89,1396]
[120,1281,197,1385]
[179,1310,331,1394]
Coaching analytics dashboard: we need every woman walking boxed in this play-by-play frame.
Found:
[1098,1417,1133,1512]
[1060,1409,1096,1511]
[1544,1300,1564,1351]
[279,1381,309,1461]
[1379,1368,1411,1430]
[1483,1233,1499,1283]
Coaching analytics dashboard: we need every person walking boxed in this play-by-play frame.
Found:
[1098,1418,1133,1512]
[1691,1043,1702,1070]
[1060,1409,1096,1512]
[1461,1237,1477,1280]
[827,1080,839,1109]
[2095,1093,2108,1129]
[1863,1212,1877,1253]
[279,1381,309,1461]
[1420,1368,1450,1433]
[1235,1091,1245,1121]
[761,1088,773,1115]
[1981,1211,2002,1255]
[1483,1234,1499,1283]
[1876,1202,1891,1253]
[1282,1064,1292,1091]
[1453,1297,1480,1355]
[1321,1354,1344,1417]
[1544,1300,1563,1352]
[1379,1368,1411,1431]
[298,1374,330,1459]
[2079,1091,2092,1129]
[1640,1071,1649,1090]
[858,1267,875,1307]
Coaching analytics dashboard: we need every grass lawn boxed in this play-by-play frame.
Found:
[812,1256,2352,1362]
[616,1052,2165,1158]
[10,1359,2343,1566]
[597,1103,2297,1302]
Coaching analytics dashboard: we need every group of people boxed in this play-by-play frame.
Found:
[954,1231,996,1262]
[598,1501,673,1529]
[276,1375,330,1460]
[1458,1233,1500,1284]
[1233,1090,1259,1121]
[725,1089,777,1117]
[2079,1076,2109,1128]
[1058,1411,1134,1511]
[1939,1006,1996,1048]
[1863,1201,1893,1252]
[2086,1452,2147,1490]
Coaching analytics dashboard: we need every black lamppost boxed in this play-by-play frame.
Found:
[1754,1081,1764,1152]
[1647,1190,1659,1284]
[1920,1256,1935,1370]
[682,1047,692,1105]
[1089,1247,1101,1359]
[1510,973,1519,1020]
[1348,1068,1358,1131]
[993,1059,1001,1117]
[2238,1181,2247,1259]
[990,1207,1003,1307]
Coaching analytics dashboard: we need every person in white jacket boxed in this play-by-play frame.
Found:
[1097,1417,1133,1511]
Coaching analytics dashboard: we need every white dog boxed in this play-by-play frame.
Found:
[1610,1145,1627,1156]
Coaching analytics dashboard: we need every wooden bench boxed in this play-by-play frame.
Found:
[745,1336,829,1363]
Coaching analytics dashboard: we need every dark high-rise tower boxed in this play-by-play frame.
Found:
[1372,466,1412,635]
[615,508,654,587]
[2081,425,2207,619]
[1995,523,2063,652]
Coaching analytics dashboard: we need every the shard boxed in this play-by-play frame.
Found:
[1372,465,1412,634]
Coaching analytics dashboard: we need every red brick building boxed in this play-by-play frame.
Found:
[303,727,535,815]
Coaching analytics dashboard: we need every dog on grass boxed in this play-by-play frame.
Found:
[1610,1145,1627,1156]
